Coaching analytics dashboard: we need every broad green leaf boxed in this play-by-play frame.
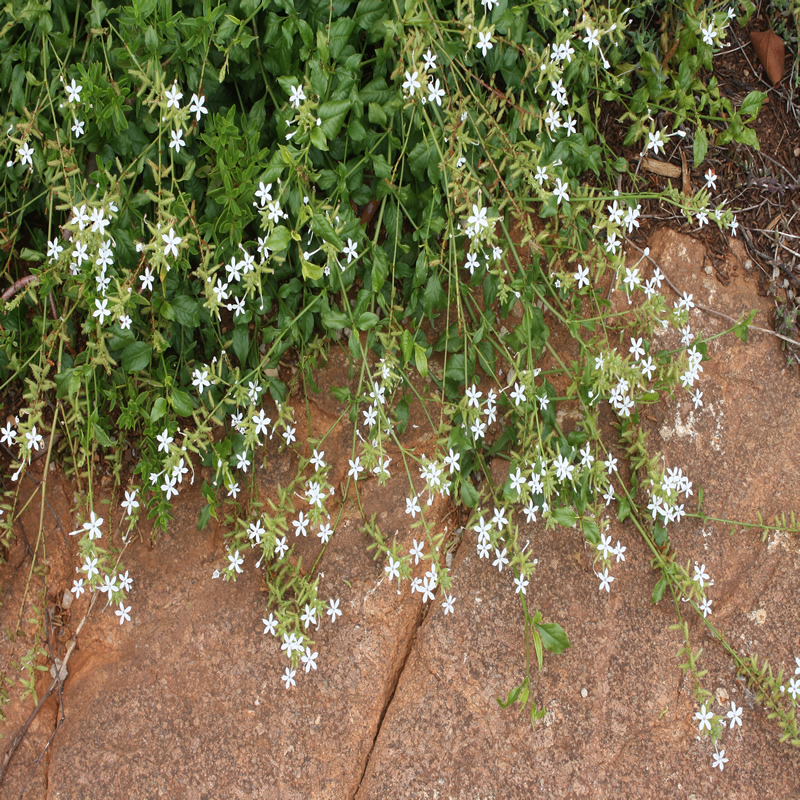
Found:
[121,341,152,373]
[150,397,167,422]
[534,621,571,654]
[552,506,577,527]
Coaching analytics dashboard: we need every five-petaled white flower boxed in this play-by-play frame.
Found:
[165,83,183,109]
[574,264,590,289]
[467,204,489,232]
[289,85,306,108]
[92,298,111,325]
[162,227,182,259]
[115,602,131,625]
[253,409,271,437]
[169,129,186,153]
[282,667,296,689]
[403,71,421,96]
[327,598,342,622]
[121,489,139,516]
[476,31,494,58]
[427,78,445,106]
[189,93,208,121]
[596,568,614,592]
[228,549,244,574]
[140,267,155,292]
[647,130,665,155]
[65,78,83,104]
[343,238,358,263]
[492,547,509,572]
[156,427,173,453]
[192,368,212,394]
[553,177,570,205]
[694,703,713,731]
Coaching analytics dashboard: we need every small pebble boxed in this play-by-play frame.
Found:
[580,687,588,698]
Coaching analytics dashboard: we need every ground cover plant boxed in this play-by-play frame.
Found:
[1,0,799,781]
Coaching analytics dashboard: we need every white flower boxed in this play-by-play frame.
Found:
[289,84,306,108]
[711,748,728,771]
[46,238,64,262]
[596,568,614,592]
[405,496,421,518]
[115,602,131,625]
[169,129,186,153]
[422,49,437,71]
[65,78,83,104]
[189,93,208,121]
[165,83,183,109]
[467,204,489,232]
[92,298,111,325]
[704,169,717,191]
[553,177,570,205]
[121,489,139,516]
[583,28,600,50]
[71,118,85,138]
[282,667,296,689]
[192,368,212,394]
[342,238,358,263]
[228,549,244,574]
[403,71,421,96]
[139,267,155,292]
[513,574,529,595]
[574,264,589,289]
[476,31,494,58]
[647,130,666,155]
[700,23,717,46]
[509,382,526,407]
[162,227,182,259]
[492,547,509,572]
[427,78,445,106]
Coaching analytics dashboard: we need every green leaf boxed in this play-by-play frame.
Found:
[171,388,193,417]
[460,479,479,508]
[652,575,667,604]
[552,506,577,527]
[356,311,379,331]
[497,683,522,709]
[693,125,708,168]
[328,17,356,60]
[414,343,428,379]
[739,90,766,118]
[170,295,201,328]
[394,397,410,435]
[321,307,349,331]
[319,100,350,139]
[400,329,414,365]
[266,226,291,252]
[92,420,114,447]
[121,341,152,373]
[150,397,167,422]
[19,248,44,262]
[355,0,388,29]
[534,621,571,654]
[371,246,390,292]
[733,309,758,342]
[581,517,600,545]
[233,324,250,365]
[368,102,387,126]
[653,524,668,547]
[617,497,631,523]
[312,213,343,251]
